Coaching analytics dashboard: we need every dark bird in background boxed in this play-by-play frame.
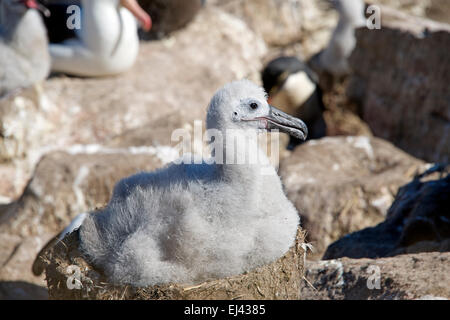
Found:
[261,0,368,150]
[262,56,327,150]
[138,0,204,40]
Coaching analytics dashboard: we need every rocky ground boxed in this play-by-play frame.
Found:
[301,252,450,300]
[0,0,449,299]
[279,136,427,259]
[348,5,450,163]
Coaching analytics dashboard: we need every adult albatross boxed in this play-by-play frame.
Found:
[34,80,307,286]
[49,0,151,76]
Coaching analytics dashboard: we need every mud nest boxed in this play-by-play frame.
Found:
[44,227,306,300]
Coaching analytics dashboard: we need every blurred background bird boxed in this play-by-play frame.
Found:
[45,0,152,77]
[0,0,50,98]
[262,56,326,150]
[309,0,366,89]
[40,0,204,42]
[261,0,368,150]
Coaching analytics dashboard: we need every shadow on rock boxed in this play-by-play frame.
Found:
[0,281,48,300]
[324,164,450,260]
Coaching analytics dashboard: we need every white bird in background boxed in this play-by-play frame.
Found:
[310,0,366,78]
[49,0,152,77]
[34,80,307,286]
[0,0,50,98]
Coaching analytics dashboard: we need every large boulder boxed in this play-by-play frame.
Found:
[210,0,450,56]
[323,165,450,260]
[44,229,306,300]
[0,163,20,204]
[347,6,450,163]
[211,0,338,56]
[424,0,450,24]
[300,252,450,300]
[279,136,426,259]
[0,281,48,300]
[370,0,450,24]
[321,79,373,137]
[0,6,267,202]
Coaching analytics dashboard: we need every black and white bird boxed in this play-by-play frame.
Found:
[34,80,307,286]
[47,0,152,77]
[262,56,326,149]
[261,0,367,146]
[41,0,204,43]
[0,0,50,98]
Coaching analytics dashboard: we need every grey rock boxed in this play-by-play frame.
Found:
[323,164,450,259]
[301,251,450,300]
[347,6,450,163]
[279,136,426,258]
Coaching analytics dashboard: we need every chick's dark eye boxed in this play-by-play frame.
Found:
[250,102,258,110]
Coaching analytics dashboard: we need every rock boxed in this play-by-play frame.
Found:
[425,0,450,24]
[323,164,450,259]
[0,150,165,292]
[211,0,337,55]
[138,0,203,39]
[369,0,430,18]
[0,151,165,234]
[0,85,56,201]
[0,6,267,202]
[323,108,372,137]
[0,232,53,289]
[105,112,190,148]
[322,79,373,137]
[370,0,450,24]
[0,163,21,204]
[279,136,426,259]
[300,252,450,299]
[210,0,450,58]
[0,281,48,300]
[44,229,306,299]
[347,6,450,163]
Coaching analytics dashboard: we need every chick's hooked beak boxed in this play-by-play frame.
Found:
[264,105,308,141]
[121,0,152,31]
[22,0,51,17]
